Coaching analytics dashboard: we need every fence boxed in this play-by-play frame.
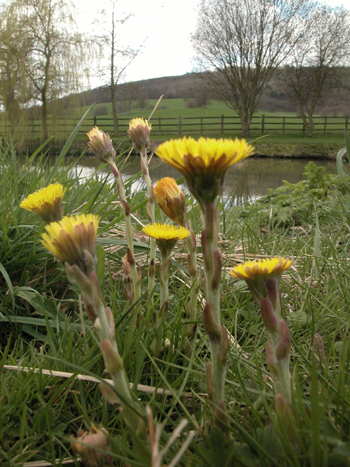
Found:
[0,114,349,139]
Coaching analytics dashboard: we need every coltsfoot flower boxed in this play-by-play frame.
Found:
[155,137,254,207]
[87,127,116,163]
[230,257,293,306]
[20,183,66,223]
[143,223,189,254]
[41,214,99,274]
[230,257,293,280]
[154,177,186,226]
[128,118,152,151]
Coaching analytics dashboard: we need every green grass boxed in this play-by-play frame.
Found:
[0,99,347,155]
[1,129,350,466]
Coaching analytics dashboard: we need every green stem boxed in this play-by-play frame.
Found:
[88,274,142,434]
[185,231,198,339]
[109,161,141,303]
[153,249,170,356]
[201,203,227,408]
[140,146,156,299]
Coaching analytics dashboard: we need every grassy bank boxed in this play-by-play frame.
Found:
[1,130,350,466]
[0,99,347,159]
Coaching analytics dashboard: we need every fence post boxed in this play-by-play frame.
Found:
[179,116,182,135]
[159,117,161,136]
[261,114,265,134]
[93,116,97,126]
[221,115,224,134]
[200,117,203,135]
[323,116,327,135]
[302,122,305,134]
[282,116,285,135]
[346,115,349,131]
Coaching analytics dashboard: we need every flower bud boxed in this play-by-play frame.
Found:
[87,127,116,164]
[128,118,152,151]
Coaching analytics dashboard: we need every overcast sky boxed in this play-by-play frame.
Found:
[75,0,349,88]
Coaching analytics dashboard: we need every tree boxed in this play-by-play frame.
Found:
[18,0,87,140]
[121,82,147,112]
[0,2,32,131]
[94,1,138,136]
[279,6,350,136]
[192,0,311,137]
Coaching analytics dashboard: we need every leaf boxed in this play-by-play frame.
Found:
[48,105,93,183]
[14,286,58,318]
[96,245,106,288]
[0,262,15,310]
[336,148,347,180]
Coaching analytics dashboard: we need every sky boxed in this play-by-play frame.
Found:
[75,0,201,89]
[75,0,349,89]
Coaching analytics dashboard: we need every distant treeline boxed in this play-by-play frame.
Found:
[57,69,350,117]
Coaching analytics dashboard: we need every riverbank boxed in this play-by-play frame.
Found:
[2,136,350,466]
[8,132,346,159]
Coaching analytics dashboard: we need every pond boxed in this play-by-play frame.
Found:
[71,155,337,201]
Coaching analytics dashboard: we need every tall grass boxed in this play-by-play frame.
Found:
[1,129,350,466]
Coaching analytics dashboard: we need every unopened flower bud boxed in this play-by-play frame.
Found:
[87,127,116,164]
[154,177,186,226]
[128,118,152,151]
[71,425,112,467]
[100,340,123,375]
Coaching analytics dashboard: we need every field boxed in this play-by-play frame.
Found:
[1,128,350,466]
[0,99,348,158]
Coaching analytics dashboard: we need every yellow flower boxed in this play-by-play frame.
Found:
[128,118,152,151]
[154,177,186,226]
[143,223,189,255]
[41,214,100,274]
[87,126,116,163]
[230,257,293,280]
[230,257,293,305]
[20,183,66,223]
[155,137,254,207]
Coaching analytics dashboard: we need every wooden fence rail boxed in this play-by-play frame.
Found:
[0,114,349,139]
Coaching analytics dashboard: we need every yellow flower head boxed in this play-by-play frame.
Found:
[87,126,116,163]
[41,214,100,274]
[143,223,189,255]
[20,183,66,223]
[128,118,152,151]
[155,137,254,208]
[230,257,293,280]
[230,257,293,306]
[154,177,186,226]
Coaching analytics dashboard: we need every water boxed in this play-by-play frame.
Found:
[71,155,337,201]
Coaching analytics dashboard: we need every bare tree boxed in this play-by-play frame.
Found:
[94,1,138,135]
[0,2,32,131]
[192,0,311,137]
[280,6,350,136]
[18,0,87,140]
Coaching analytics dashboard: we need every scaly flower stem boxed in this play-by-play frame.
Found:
[185,228,198,336]
[73,270,143,436]
[201,202,228,417]
[202,203,220,324]
[140,146,156,299]
[153,249,171,356]
[109,161,141,303]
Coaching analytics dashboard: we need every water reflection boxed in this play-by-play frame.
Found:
[71,156,337,202]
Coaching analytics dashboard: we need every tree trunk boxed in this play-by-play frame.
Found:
[110,83,118,136]
[41,90,48,141]
[300,112,314,137]
[306,114,314,136]
[240,113,251,138]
